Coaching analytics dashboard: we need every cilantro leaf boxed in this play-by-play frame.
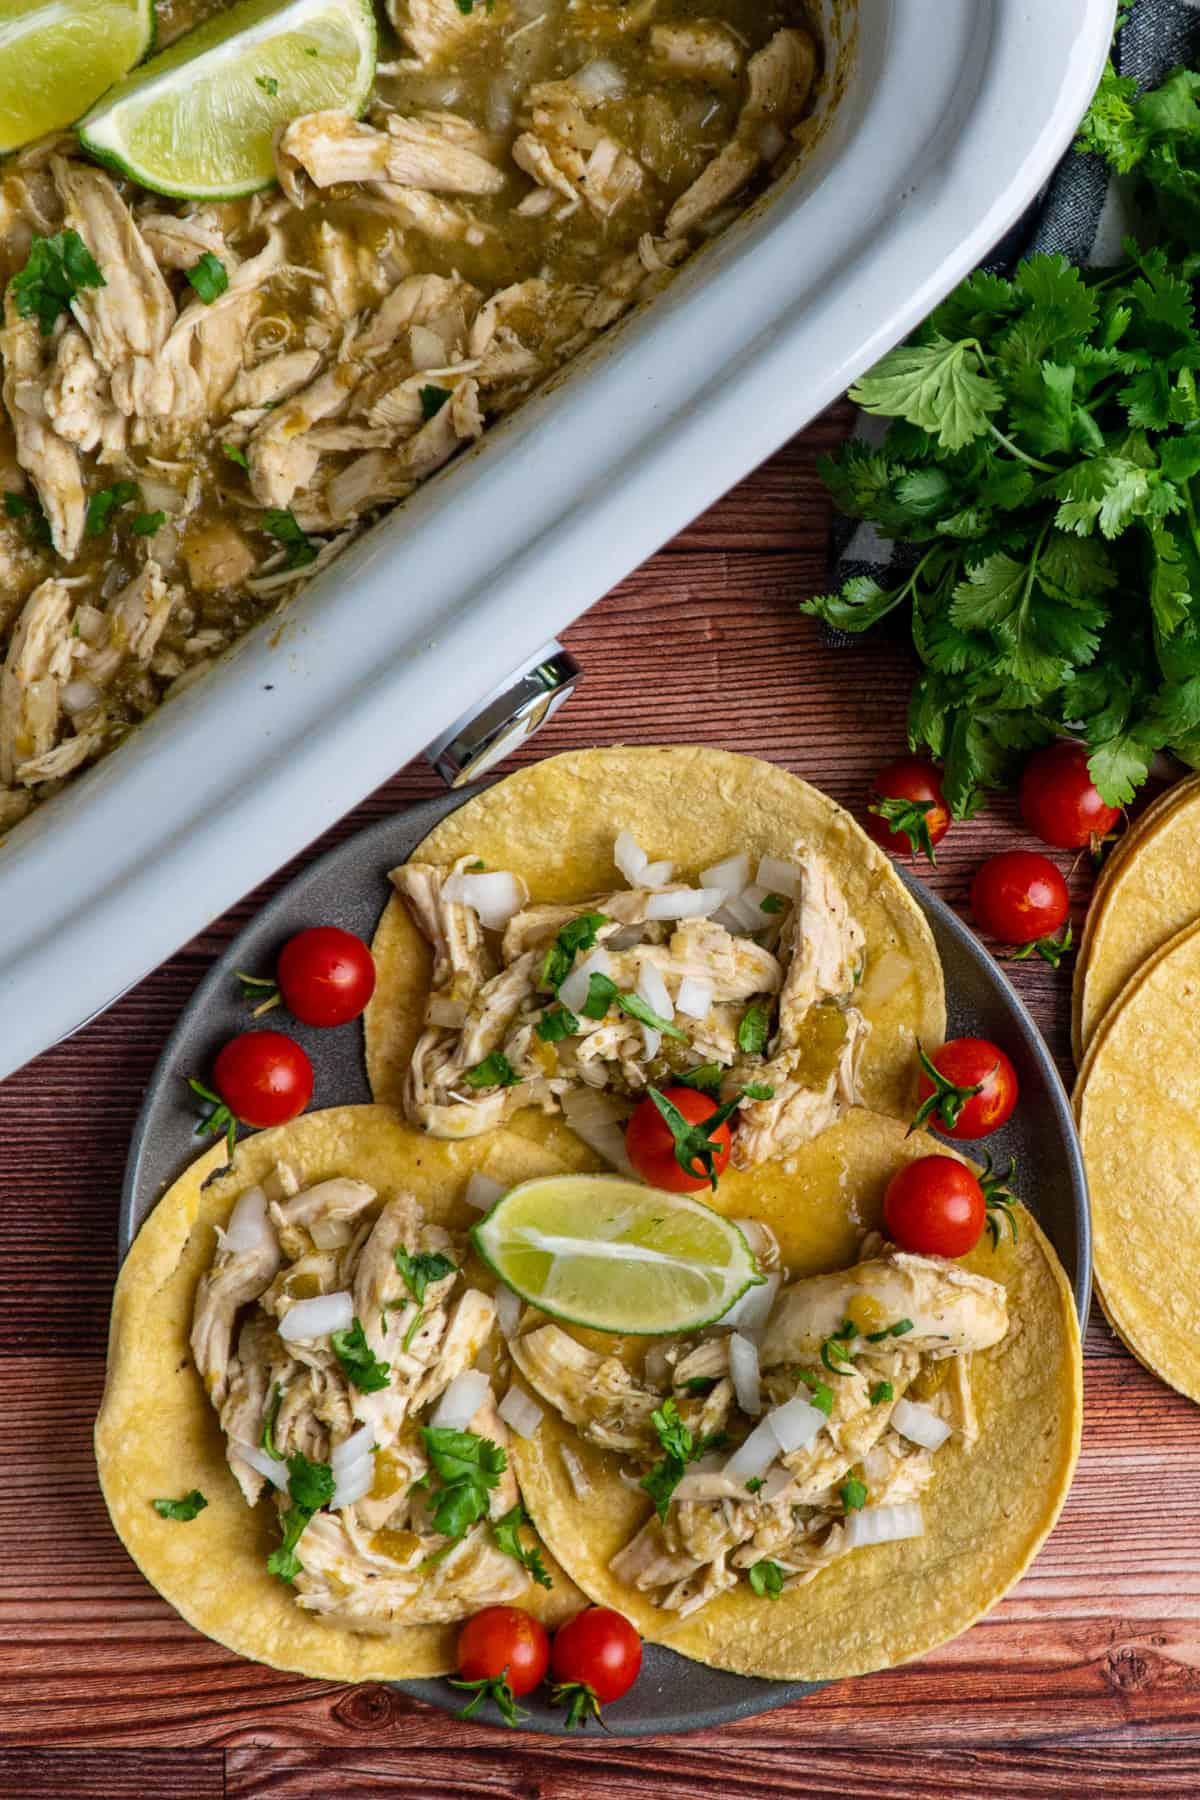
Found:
[420,1426,507,1540]
[747,1559,784,1599]
[85,480,139,537]
[420,384,451,420]
[262,506,318,570]
[331,1317,391,1393]
[615,989,688,1042]
[186,252,229,303]
[9,230,105,334]
[581,971,618,1019]
[152,1489,207,1521]
[536,1003,579,1042]
[639,1398,718,1521]
[840,1476,868,1512]
[394,1247,456,1304]
[268,1451,334,1581]
[673,1063,723,1096]
[542,913,608,990]
[795,1369,833,1415]
[462,1050,521,1089]
[736,1002,771,1055]
[849,335,1003,451]
[492,1502,552,1588]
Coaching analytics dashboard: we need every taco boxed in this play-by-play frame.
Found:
[506,1111,1082,1682]
[95,1105,592,1681]
[366,748,946,1170]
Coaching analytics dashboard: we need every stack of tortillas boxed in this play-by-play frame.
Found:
[1073,774,1200,1399]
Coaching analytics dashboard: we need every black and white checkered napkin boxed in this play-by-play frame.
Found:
[826,0,1200,638]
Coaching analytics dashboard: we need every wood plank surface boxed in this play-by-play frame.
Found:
[3,402,1200,1798]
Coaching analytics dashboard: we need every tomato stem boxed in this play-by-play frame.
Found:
[551,1680,606,1731]
[448,1670,527,1728]
[909,1043,988,1135]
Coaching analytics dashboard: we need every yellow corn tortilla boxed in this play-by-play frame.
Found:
[1075,921,1200,1403]
[95,1104,593,1682]
[366,747,947,1124]
[511,1109,1082,1682]
[1073,775,1200,1060]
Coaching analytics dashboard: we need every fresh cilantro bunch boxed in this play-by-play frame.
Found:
[806,64,1200,815]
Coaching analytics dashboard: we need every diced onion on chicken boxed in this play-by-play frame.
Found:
[499,1384,544,1438]
[442,870,527,930]
[277,1291,354,1341]
[722,1271,779,1335]
[723,1416,779,1481]
[644,886,724,920]
[574,56,627,99]
[891,1399,952,1451]
[700,852,749,896]
[765,1394,826,1454]
[331,1454,375,1509]
[729,1332,761,1415]
[465,1172,505,1212]
[235,1443,290,1490]
[431,1369,492,1429]
[614,829,649,883]
[844,1503,925,1549]
[641,859,676,889]
[559,947,613,1014]
[755,855,799,898]
[675,976,713,1018]
[217,1185,277,1256]
[562,1088,635,1175]
[332,1423,375,1471]
[496,1283,522,1338]
[636,958,674,1021]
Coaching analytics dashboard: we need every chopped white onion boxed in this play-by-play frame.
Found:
[758,1464,794,1503]
[560,1443,592,1499]
[891,1398,952,1451]
[561,1087,636,1176]
[496,1283,522,1338]
[729,1332,761,1416]
[428,995,469,1028]
[577,1059,609,1088]
[409,323,446,369]
[641,859,676,889]
[309,1216,352,1250]
[332,1423,375,1472]
[636,958,674,1022]
[723,1418,779,1481]
[644,886,724,921]
[719,885,773,932]
[765,1395,826,1454]
[675,976,713,1019]
[235,1443,289,1491]
[465,1172,505,1213]
[331,1455,375,1509]
[700,852,749,897]
[559,946,613,1015]
[277,1290,353,1342]
[614,828,649,883]
[442,869,526,930]
[640,1025,661,1060]
[486,73,518,131]
[499,1384,543,1438]
[844,1503,925,1550]
[72,602,106,645]
[217,1185,276,1256]
[712,904,751,937]
[63,677,102,716]
[758,120,787,161]
[573,55,626,100]
[755,855,799,898]
[721,1271,780,1336]
[431,1369,491,1430]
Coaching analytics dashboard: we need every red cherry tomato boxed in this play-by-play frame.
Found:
[1020,741,1121,851]
[864,758,951,862]
[915,1037,1018,1141]
[278,926,376,1027]
[625,1086,732,1192]
[456,1605,550,1700]
[212,1030,313,1129]
[971,850,1069,945]
[884,1156,987,1258]
[551,1608,642,1727]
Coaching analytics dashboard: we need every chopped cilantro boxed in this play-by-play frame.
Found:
[740,1082,774,1100]
[132,510,166,536]
[542,912,608,990]
[3,489,51,546]
[536,1003,579,1043]
[419,1426,507,1540]
[85,480,138,537]
[747,1559,784,1599]
[744,1476,764,1495]
[492,1502,552,1588]
[840,1476,868,1512]
[255,74,279,95]
[820,1319,858,1376]
[222,443,250,470]
[152,1489,207,1521]
[639,1398,724,1521]
[795,1369,833,1415]
[865,1318,915,1342]
[186,251,229,303]
[462,1049,521,1089]
[679,1376,717,1397]
[331,1317,391,1393]
[394,1247,456,1304]
[268,1451,334,1581]
[674,1062,723,1096]
[759,892,786,914]
[581,971,619,1020]
[614,989,687,1041]
[419,384,451,420]
[9,230,104,334]
[870,1381,894,1406]
[262,506,318,570]
[737,1002,771,1056]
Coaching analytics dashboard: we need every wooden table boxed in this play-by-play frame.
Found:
[4,403,1199,1800]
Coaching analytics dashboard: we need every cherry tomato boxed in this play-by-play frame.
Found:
[970,850,1069,946]
[914,1037,1019,1141]
[884,1156,987,1258]
[212,1030,313,1129]
[456,1605,550,1699]
[1020,741,1121,851]
[626,1086,732,1192]
[277,926,376,1027]
[551,1608,642,1727]
[864,758,951,863]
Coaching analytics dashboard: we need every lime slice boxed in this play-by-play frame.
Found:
[0,0,154,154]
[472,1174,763,1335]
[78,0,376,201]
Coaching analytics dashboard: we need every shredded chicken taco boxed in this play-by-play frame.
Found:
[366,747,947,1166]
[95,1105,593,1680]
[505,1110,1082,1681]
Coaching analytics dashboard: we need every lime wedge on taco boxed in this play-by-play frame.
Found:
[78,0,375,200]
[0,0,154,153]
[473,1174,763,1334]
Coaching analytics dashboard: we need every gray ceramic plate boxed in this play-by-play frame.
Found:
[120,787,1091,1737]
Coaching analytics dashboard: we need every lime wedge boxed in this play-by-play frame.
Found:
[472,1174,763,1336]
[0,0,154,154]
[78,0,376,200]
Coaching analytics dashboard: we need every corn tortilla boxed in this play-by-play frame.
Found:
[511,1110,1082,1682]
[366,747,947,1122]
[1076,923,1200,1403]
[95,1105,591,1681]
